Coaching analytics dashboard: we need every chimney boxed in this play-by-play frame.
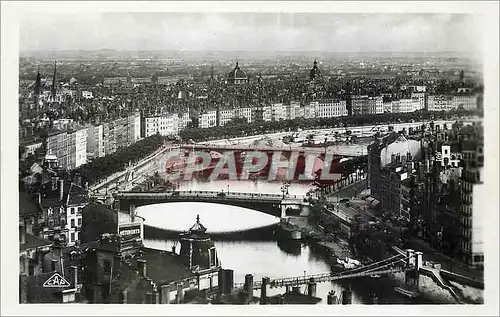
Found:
[391,153,396,164]
[38,193,42,205]
[69,266,78,287]
[59,180,64,201]
[137,259,147,277]
[19,222,26,244]
[130,205,136,223]
[171,246,176,254]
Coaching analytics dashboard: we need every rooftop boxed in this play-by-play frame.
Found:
[19,192,42,216]
[140,247,194,285]
[228,62,248,80]
[22,271,69,303]
[20,233,53,252]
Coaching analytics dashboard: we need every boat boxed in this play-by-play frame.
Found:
[370,274,381,279]
[275,220,302,241]
[394,286,419,298]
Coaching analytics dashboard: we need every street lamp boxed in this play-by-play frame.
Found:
[280,181,290,199]
[227,184,230,194]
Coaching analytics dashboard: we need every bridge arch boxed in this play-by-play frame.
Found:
[113,191,305,218]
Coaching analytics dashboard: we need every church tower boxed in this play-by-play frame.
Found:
[34,67,42,97]
[51,61,57,96]
[309,60,321,81]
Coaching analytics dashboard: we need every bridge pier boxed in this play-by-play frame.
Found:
[244,274,254,301]
[327,291,339,304]
[404,250,423,291]
[405,249,415,268]
[129,204,136,222]
[307,278,317,297]
[260,276,270,303]
[341,288,352,304]
[280,203,286,218]
[285,285,291,293]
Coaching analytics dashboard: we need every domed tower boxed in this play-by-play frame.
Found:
[43,149,59,169]
[309,60,321,81]
[227,61,248,85]
[179,215,220,272]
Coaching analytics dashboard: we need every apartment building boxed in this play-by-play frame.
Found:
[234,107,253,123]
[199,110,217,128]
[218,109,235,126]
[287,101,301,120]
[428,95,454,112]
[144,114,180,137]
[410,92,426,110]
[312,100,348,118]
[271,103,287,121]
[452,94,478,111]
[45,127,87,170]
[459,124,484,268]
[397,98,422,113]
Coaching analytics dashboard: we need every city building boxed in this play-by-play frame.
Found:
[227,62,248,85]
[312,100,348,118]
[44,126,88,171]
[103,77,128,86]
[178,215,221,290]
[217,108,235,126]
[144,114,180,137]
[397,98,422,113]
[368,96,384,115]
[82,91,93,99]
[303,102,316,119]
[459,123,484,268]
[382,101,393,113]
[309,60,321,81]
[351,95,370,116]
[287,101,301,120]
[351,95,383,115]
[199,110,217,129]
[368,133,422,214]
[428,95,454,112]
[130,77,152,85]
[80,205,220,304]
[234,107,253,123]
[452,94,478,111]
[411,92,426,110]
[270,103,287,121]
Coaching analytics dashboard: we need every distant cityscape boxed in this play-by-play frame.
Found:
[19,53,483,171]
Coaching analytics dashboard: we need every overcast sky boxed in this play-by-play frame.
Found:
[20,12,483,54]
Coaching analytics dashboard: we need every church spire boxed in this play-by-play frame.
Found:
[51,61,57,95]
[34,66,42,96]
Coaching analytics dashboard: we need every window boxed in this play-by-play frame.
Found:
[78,218,82,226]
[70,232,75,242]
[71,219,75,228]
[71,208,75,215]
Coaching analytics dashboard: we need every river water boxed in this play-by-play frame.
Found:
[137,180,429,304]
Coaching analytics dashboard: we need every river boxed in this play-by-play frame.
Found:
[136,180,431,304]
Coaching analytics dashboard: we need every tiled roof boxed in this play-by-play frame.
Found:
[40,197,64,209]
[140,247,194,285]
[20,233,52,252]
[64,182,88,206]
[19,192,41,216]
